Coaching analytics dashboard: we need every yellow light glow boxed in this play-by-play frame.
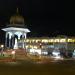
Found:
[33,46,37,49]
[32,40,35,42]
[60,39,66,42]
[1,45,4,48]
[42,39,48,43]
[26,39,29,42]
[68,39,73,42]
[54,39,60,42]
[50,39,54,42]
[36,40,39,43]
[26,45,29,49]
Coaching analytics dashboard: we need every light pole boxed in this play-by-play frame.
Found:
[1,45,4,56]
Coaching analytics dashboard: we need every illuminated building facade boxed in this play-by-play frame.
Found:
[18,36,75,52]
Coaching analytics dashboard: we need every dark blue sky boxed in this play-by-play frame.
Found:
[0,0,73,43]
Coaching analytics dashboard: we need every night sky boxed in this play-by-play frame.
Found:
[0,0,73,43]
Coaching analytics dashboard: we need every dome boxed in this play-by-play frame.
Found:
[8,8,25,27]
[10,15,24,24]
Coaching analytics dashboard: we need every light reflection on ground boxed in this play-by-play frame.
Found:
[4,62,21,66]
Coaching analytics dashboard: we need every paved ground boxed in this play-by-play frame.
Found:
[0,60,75,75]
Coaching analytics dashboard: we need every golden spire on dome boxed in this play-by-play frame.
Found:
[10,7,25,25]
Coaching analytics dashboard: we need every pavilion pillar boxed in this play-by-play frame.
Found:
[5,32,8,48]
[8,32,12,49]
[12,33,14,49]
[24,33,27,49]
[22,33,25,49]
[18,35,21,40]
[14,38,18,49]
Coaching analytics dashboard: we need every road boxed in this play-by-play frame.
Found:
[0,60,75,75]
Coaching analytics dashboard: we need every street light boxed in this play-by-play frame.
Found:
[1,45,4,56]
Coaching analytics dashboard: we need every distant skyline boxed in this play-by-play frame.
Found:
[0,0,73,43]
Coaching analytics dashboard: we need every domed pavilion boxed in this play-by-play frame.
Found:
[2,8,30,49]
